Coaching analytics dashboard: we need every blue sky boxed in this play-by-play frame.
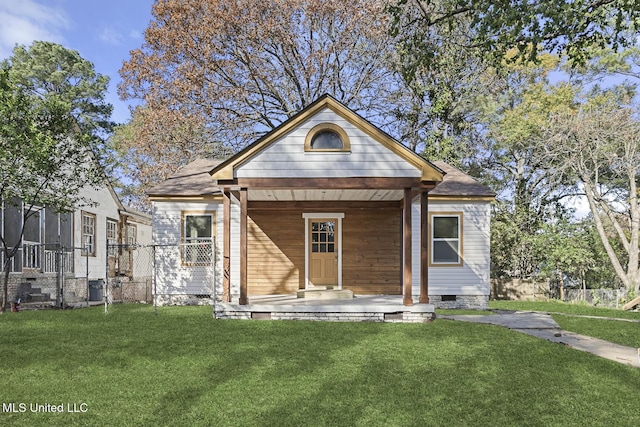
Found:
[0,0,155,124]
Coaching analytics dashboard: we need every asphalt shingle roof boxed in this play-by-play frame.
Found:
[147,159,494,199]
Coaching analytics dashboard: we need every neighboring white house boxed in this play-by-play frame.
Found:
[148,95,494,310]
[1,183,151,306]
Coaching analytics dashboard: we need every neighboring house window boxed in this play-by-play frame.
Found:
[127,224,137,246]
[23,206,43,269]
[82,212,96,256]
[106,219,118,243]
[23,206,43,244]
[182,212,214,265]
[107,219,118,257]
[304,123,351,152]
[430,213,463,266]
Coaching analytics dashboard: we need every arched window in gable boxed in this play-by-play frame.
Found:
[304,123,351,152]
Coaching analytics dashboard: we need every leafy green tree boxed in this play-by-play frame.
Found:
[535,215,596,298]
[580,216,623,290]
[390,3,490,167]
[482,55,580,278]
[388,0,640,71]
[0,42,113,312]
[570,45,640,84]
[490,201,544,279]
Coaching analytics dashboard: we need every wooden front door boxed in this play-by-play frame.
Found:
[309,219,338,286]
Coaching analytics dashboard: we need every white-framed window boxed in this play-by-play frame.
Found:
[106,219,118,243]
[106,219,118,257]
[126,224,137,246]
[430,212,463,266]
[182,212,214,266]
[82,212,96,256]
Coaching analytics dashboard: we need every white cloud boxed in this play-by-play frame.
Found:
[567,195,591,220]
[128,29,142,40]
[99,26,124,45]
[0,0,70,58]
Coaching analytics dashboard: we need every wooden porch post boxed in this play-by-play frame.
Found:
[403,188,413,306]
[420,191,430,303]
[239,188,248,305]
[222,190,231,302]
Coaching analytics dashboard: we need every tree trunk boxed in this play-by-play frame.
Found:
[582,179,633,290]
[1,260,10,314]
[557,268,564,301]
[1,247,20,314]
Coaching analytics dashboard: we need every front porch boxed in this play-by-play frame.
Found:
[214,294,435,323]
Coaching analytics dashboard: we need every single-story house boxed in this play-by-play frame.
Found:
[148,94,494,311]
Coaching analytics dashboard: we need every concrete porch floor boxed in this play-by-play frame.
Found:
[214,294,435,323]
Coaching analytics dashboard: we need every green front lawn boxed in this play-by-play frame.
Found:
[1,305,639,426]
[489,300,640,348]
[552,315,640,348]
[489,299,640,320]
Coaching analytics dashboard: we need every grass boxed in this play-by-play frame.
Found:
[0,305,639,427]
[489,300,640,348]
[489,299,640,320]
[552,315,640,348]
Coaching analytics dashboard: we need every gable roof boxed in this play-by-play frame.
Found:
[430,161,495,198]
[210,94,444,183]
[147,159,223,198]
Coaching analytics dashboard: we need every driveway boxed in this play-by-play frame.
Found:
[439,310,640,369]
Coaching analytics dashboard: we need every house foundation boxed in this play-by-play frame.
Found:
[213,295,435,323]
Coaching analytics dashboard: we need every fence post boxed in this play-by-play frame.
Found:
[56,240,62,308]
[85,244,89,307]
[211,237,216,317]
[153,244,157,316]
[104,239,109,315]
[59,242,65,308]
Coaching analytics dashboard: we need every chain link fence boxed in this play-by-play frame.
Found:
[106,243,154,304]
[4,244,97,308]
[107,241,217,307]
[565,288,630,309]
[5,241,216,310]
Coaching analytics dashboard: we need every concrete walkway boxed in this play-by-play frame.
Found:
[439,311,640,369]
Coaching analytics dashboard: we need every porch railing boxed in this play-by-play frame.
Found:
[22,242,41,270]
[1,244,74,273]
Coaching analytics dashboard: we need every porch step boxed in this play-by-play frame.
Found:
[296,289,354,300]
[306,285,335,291]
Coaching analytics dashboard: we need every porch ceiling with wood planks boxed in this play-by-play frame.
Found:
[247,189,404,201]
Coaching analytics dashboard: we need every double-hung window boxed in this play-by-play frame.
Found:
[107,219,118,257]
[82,212,96,256]
[126,224,137,246]
[430,213,463,266]
[182,212,214,265]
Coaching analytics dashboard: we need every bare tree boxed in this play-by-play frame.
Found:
[119,0,402,151]
[112,105,233,211]
[541,95,640,293]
